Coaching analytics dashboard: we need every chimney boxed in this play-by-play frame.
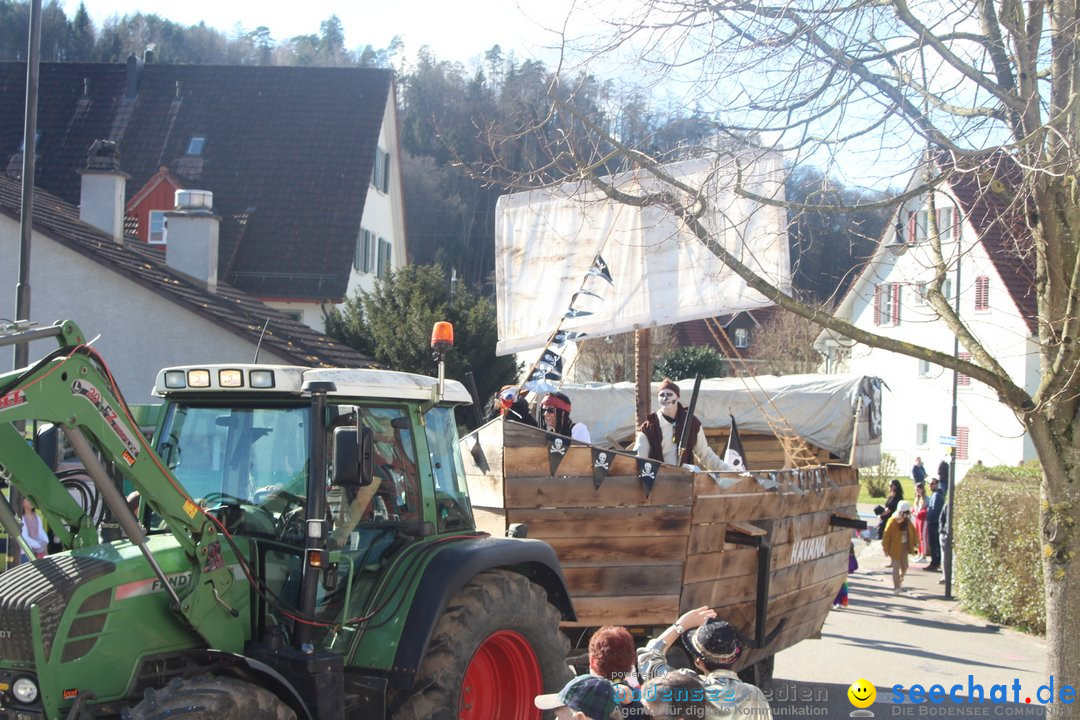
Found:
[165,189,220,292]
[125,54,142,98]
[78,139,129,243]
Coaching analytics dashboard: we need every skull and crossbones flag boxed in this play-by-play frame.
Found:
[592,447,613,489]
[637,457,658,498]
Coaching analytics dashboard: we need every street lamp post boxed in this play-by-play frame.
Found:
[944,205,960,600]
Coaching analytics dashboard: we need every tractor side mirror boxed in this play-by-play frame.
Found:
[332,427,375,487]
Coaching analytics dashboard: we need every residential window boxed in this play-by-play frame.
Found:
[371,149,390,193]
[918,358,932,377]
[907,204,960,243]
[874,283,901,326]
[956,426,970,461]
[916,423,928,446]
[17,130,42,153]
[186,135,207,156]
[975,275,990,311]
[733,327,749,349]
[914,282,927,305]
[377,237,391,278]
[280,310,303,322]
[148,210,166,245]
[957,351,971,386]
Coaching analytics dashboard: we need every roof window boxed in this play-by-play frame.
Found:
[186,135,207,156]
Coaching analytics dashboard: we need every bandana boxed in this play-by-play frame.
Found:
[542,395,572,413]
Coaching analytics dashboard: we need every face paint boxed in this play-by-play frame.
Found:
[658,390,678,412]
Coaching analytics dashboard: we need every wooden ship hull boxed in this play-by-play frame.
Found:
[461,417,862,670]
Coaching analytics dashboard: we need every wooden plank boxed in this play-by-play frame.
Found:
[505,506,691,538]
[466,472,506,509]
[770,548,848,597]
[504,446,645,478]
[546,535,688,565]
[562,564,683,597]
[504,474,693,509]
[771,530,852,571]
[692,492,783,524]
[683,547,759,584]
[566,594,680,628]
[471,507,506,537]
[687,523,727,555]
[680,574,758,609]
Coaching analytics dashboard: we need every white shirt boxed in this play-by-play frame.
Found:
[571,422,591,444]
[634,413,737,472]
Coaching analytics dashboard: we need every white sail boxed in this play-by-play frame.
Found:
[494,151,791,355]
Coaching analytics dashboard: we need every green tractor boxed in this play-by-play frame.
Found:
[0,320,573,720]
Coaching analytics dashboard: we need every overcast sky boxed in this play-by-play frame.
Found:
[65,0,586,67]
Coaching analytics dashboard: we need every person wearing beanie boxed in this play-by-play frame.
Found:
[637,606,773,719]
[882,500,916,593]
[633,379,737,472]
[541,391,591,443]
[534,674,619,720]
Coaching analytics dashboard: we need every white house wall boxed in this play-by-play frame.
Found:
[1,218,287,403]
[833,192,1037,479]
[345,83,407,303]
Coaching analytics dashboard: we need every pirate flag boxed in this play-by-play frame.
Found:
[552,330,587,348]
[724,414,749,472]
[586,254,614,284]
[547,433,570,475]
[538,349,564,373]
[564,307,594,319]
[637,457,658,498]
[591,447,614,489]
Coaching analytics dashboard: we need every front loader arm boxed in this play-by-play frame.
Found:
[0,321,244,650]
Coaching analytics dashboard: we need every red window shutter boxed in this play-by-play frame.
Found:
[957,351,971,386]
[975,276,989,310]
[907,212,917,244]
[874,284,881,325]
[952,209,961,240]
[956,426,969,461]
[892,283,901,324]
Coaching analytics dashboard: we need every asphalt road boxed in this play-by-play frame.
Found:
[767,540,1052,719]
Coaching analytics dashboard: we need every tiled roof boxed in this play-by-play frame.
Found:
[0,174,375,368]
[937,152,1037,335]
[0,60,391,301]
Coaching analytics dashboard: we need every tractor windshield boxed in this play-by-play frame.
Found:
[156,403,310,538]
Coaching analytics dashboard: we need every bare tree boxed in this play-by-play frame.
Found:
[470,0,1080,702]
[752,310,828,376]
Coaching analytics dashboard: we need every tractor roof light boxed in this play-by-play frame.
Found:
[430,321,454,353]
[187,369,211,388]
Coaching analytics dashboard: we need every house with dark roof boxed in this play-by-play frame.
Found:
[0,56,407,331]
[0,148,374,402]
[671,306,780,373]
[813,153,1038,477]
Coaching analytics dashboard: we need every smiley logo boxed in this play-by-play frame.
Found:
[848,679,876,708]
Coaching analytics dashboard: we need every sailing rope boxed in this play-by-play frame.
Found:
[703,316,821,469]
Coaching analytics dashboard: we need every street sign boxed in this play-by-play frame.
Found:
[938,435,957,447]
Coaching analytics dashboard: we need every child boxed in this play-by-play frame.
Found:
[833,542,858,609]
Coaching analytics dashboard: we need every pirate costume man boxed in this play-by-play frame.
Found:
[634,379,736,471]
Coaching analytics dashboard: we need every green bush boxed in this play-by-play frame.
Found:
[954,463,1044,634]
[863,452,898,498]
[652,346,728,382]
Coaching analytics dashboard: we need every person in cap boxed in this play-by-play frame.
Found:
[534,674,619,720]
[882,499,916,593]
[638,606,772,719]
[634,379,737,472]
[492,385,537,427]
[640,672,711,719]
[541,391,591,443]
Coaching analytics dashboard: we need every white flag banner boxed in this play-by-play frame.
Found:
[494,151,791,355]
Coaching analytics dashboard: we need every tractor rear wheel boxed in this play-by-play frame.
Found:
[392,569,571,720]
[124,675,295,720]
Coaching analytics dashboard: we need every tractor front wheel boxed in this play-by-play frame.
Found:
[392,569,571,720]
[123,675,295,720]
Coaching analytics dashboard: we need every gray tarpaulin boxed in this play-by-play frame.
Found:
[553,374,882,466]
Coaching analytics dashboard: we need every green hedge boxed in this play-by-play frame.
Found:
[954,463,1044,634]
